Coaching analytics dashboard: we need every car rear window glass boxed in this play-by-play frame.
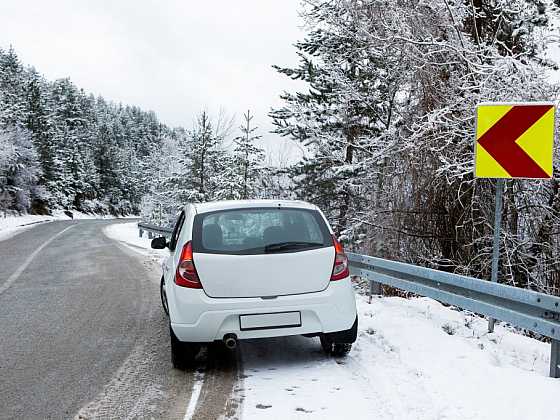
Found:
[192,208,332,255]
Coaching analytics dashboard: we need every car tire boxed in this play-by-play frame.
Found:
[170,325,199,370]
[160,277,169,316]
[320,335,353,357]
[320,316,358,357]
[319,334,333,354]
[331,342,352,356]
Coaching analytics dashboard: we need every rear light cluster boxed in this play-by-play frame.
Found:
[175,241,203,289]
[330,234,349,281]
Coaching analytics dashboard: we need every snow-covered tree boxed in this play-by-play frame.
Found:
[270,0,399,237]
[0,127,43,212]
[171,111,230,203]
[232,110,264,199]
[0,46,27,129]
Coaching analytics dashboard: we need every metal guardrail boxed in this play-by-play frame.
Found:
[348,252,560,378]
[138,222,173,240]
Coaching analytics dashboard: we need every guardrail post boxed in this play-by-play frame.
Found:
[368,279,382,304]
[370,280,382,296]
[551,339,560,378]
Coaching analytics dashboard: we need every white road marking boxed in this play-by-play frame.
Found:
[184,368,206,420]
[0,224,75,296]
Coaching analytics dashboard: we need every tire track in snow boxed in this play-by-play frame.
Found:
[184,368,205,419]
[189,344,241,420]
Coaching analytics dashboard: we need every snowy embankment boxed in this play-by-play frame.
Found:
[101,222,559,420]
[104,221,156,252]
[0,211,122,242]
[103,222,168,267]
[240,296,559,420]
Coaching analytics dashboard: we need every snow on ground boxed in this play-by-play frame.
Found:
[104,221,155,252]
[239,294,560,420]
[0,210,125,242]
[103,222,168,265]
[0,214,53,241]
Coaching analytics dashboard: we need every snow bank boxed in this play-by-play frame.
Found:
[103,222,168,262]
[0,214,53,241]
[240,294,560,420]
[0,211,135,242]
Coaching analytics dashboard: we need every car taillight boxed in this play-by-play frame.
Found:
[175,241,203,289]
[331,234,349,281]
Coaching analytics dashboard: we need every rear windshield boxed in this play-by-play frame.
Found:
[192,207,332,255]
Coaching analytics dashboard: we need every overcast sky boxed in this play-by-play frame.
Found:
[0,0,306,162]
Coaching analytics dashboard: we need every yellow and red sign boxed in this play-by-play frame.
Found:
[475,103,556,179]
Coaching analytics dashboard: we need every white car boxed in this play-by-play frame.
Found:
[151,200,357,369]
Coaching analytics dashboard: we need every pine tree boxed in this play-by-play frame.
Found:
[232,110,264,199]
[180,111,227,202]
[25,67,52,189]
[0,47,27,129]
[141,132,185,225]
[0,127,42,212]
[270,1,392,237]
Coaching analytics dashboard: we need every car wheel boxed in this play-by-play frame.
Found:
[170,325,199,370]
[320,335,352,357]
[320,334,333,354]
[160,277,169,316]
[331,343,352,356]
[320,316,357,357]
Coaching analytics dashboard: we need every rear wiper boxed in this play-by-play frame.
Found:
[264,241,323,253]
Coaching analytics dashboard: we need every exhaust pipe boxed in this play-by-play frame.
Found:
[223,333,238,350]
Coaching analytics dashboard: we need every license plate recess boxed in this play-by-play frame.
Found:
[239,311,302,331]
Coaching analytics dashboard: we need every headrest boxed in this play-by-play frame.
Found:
[203,223,223,248]
[263,226,285,244]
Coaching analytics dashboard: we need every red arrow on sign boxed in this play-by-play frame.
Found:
[477,105,552,178]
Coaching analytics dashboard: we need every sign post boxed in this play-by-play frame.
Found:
[487,179,504,333]
[474,102,556,333]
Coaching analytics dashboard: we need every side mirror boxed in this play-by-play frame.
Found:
[151,237,168,249]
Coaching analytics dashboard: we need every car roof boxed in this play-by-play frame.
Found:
[188,199,318,214]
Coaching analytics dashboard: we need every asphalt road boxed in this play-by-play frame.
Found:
[0,220,239,420]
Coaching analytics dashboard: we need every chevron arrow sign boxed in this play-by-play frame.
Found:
[475,103,556,179]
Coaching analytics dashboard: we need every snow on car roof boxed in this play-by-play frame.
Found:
[190,199,318,214]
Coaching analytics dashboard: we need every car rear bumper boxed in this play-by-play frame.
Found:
[168,278,357,342]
